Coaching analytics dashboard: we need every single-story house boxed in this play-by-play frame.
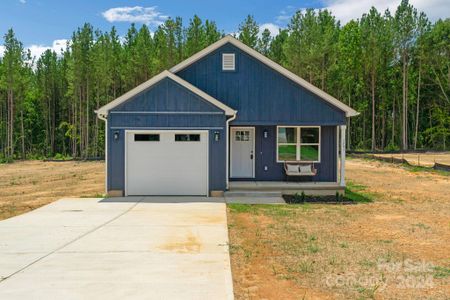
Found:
[96,35,358,197]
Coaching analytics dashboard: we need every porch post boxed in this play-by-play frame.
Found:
[339,125,346,187]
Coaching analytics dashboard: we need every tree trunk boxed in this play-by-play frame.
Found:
[392,96,396,146]
[347,94,351,150]
[414,60,421,150]
[371,72,376,152]
[402,52,408,151]
[20,109,25,159]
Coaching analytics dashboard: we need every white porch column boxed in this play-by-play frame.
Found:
[339,125,346,187]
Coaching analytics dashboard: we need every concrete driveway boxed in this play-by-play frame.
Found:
[0,197,233,300]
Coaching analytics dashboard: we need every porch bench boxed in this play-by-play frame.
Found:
[284,162,317,180]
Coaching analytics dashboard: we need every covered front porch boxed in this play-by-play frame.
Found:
[226,124,348,194]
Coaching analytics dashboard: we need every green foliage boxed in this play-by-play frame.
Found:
[238,15,259,48]
[0,4,449,158]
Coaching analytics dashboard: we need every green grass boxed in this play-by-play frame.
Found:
[228,203,312,217]
[345,181,374,203]
[79,193,106,198]
[433,266,450,279]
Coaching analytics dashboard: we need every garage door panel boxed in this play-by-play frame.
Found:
[126,131,208,196]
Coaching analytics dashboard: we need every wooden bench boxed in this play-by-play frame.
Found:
[284,162,317,180]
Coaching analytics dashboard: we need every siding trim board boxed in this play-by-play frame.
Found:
[110,111,224,115]
[110,127,225,130]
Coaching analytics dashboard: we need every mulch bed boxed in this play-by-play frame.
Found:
[283,194,356,205]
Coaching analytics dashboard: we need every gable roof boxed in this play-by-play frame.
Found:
[170,35,359,117]
[95,70,237,117]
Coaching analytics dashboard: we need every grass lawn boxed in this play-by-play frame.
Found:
[227,158,450,299]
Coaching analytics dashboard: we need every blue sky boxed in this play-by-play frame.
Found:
[0,0,448,58]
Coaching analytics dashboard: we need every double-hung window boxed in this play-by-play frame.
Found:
[277,126,320,162]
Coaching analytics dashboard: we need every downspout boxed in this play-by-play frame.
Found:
[225,112,237,190]
[96,111,108,195]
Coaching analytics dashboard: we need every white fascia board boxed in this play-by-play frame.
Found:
[170,35,359,117]
[95,70,236,117]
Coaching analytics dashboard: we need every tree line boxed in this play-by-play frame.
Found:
[0,0,448,161]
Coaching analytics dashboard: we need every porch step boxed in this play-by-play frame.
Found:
[224,191,282,198]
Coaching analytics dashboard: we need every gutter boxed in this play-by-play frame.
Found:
[225,112,237,190]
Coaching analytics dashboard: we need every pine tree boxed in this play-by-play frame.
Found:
[238,15,259,48]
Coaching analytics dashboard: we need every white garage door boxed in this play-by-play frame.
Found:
[125,131,208,196]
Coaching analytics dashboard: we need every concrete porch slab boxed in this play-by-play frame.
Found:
[229,181,344,196]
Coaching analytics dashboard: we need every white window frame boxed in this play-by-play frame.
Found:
[222,53,235,71]
[276,126,321,163]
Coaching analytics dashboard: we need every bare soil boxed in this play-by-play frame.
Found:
[1,159,449,299]
[0,160,104,220]
[374,151,450,167]
[228,158,450,299]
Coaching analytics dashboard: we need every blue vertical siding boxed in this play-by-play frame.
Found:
[176,43,346,125]
[107,77,227,193]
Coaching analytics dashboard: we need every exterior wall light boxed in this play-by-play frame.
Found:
[263,129,268,139]
[214,131,220,142]
[114,131,120,141]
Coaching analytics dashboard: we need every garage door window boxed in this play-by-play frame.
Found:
[134,134,160,141]
[175,134,201,142]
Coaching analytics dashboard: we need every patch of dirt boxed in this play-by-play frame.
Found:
[159,232,202,253]
[0,160,104,220]
[228,158,450,299]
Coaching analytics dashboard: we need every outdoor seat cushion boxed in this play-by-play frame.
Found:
[299,165,312,174]
[286,164,299,173]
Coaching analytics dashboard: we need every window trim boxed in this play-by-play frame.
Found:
[222,53,235,71]
[276,126,321,163]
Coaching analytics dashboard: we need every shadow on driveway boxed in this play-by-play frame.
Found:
[99,196,225,204]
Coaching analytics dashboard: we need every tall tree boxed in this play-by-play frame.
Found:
[361,7,384,151]
[0,29,27,158]
[257,28,272,55]
[238,15,259,48]
[268,29,288,64]
[185,15,206,57]
[394,0,419,150]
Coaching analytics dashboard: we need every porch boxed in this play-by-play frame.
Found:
[227,181,344,196]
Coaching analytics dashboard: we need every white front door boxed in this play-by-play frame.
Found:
[230,127,255,178]
[125,130,208,196]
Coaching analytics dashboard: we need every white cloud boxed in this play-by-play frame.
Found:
[26,39,68,59]
[276,5,298,24]
[102,6,168,26]
[259,23,281,37]
[276,0,448,25]
[0,45,5,57]
[19,0,26,4]
[329,0,449,23]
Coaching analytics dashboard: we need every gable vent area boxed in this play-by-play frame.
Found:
[222,53,235,71]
